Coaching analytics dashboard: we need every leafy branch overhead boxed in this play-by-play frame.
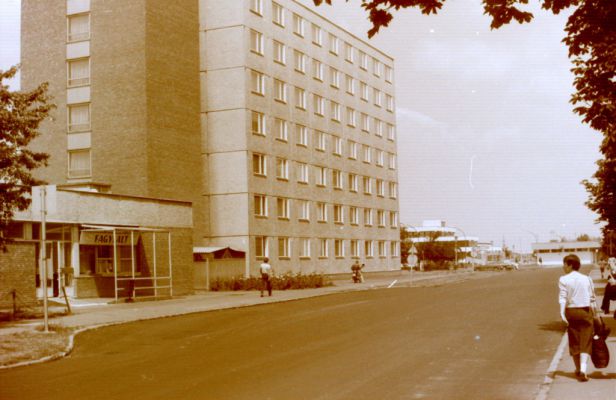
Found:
[315,0,616,247]
[0,66,53,250]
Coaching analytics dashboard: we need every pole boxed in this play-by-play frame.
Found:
[40,186,49,332]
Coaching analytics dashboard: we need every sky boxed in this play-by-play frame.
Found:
[0,0,603,252]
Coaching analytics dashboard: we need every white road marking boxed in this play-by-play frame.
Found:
[534,332,568,400]
[388,280,398,288]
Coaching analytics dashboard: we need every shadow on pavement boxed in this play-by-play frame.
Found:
[537,320,567,333]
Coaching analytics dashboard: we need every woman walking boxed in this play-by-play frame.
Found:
[558,254,597,382]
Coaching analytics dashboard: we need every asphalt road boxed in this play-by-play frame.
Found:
[0,268,566,400]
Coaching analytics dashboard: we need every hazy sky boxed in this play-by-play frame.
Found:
[0,0,603,251]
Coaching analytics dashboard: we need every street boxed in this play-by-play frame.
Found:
[0,268,565,400]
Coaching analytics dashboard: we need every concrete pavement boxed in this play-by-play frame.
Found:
[1,267,615,399]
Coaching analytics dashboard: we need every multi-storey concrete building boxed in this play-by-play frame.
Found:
[18,0,400,290]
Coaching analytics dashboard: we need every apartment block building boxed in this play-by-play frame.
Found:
[20,0,400,281]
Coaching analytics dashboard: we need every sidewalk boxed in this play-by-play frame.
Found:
[543,267,616,400]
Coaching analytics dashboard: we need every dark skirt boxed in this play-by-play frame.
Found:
[565,307,594,355]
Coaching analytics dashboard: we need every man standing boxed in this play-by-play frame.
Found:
[260,257,273,297]
[559,254,597,382]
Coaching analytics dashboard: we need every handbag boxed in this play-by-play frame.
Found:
[591,316,611,368]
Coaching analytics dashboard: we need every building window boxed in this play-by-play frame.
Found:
[385,65,393,83]
[387,124,396,141]
[362,144,371,164]
[378,241,386,257]
[68,149,91,178]
[333,204,344,224]
[315,166,327,187]
[348,174,358,193]
[390,211,398,227]
[391,241,400,257]
[348,140,358,160]
[330,101,341,122]
[351,239,359,257]
[386,94,394,112]
[297,162,309,184]
[274,118,288,142]
[377,209,386,227]
[278,237,291,258]
[376,179,385,196]
[67,13,90,42]
[350,207,359,225]
[363,176,372,195]
[376,149,384,167]
[313,95,325,116]
[373,58,382,76]
[364,208,373,227]
[389,182,398,199]
[300,238,311,258]
[335,239,345,257]
[250,0,263,15]
[344,42,354,63]
[296,124,308,147]
[255,236,269,258]
[251,70,265,95]
[311,23,322,46]
[294,87,307,110]
[329,33,339,55]
[360,81,369,101]
[359,51,368,70]
[276,157,289,180]
[293,13,305,37]
[329,67,340,88]
[253,153,267,176]
[272,2,285,26]
[317,202,327,222]
[332,169,342,189]
[299,200,310,220]
[374,88,382,107]
[67,58,90,87]
[346,107,356,127]
[254,194,268,217]
[251,111,266,136]
[294,50,307,73]
[361,113,370,133]
[250,29,264,55]
[274,79,287,103]
[365,240,374,258]
[333,136,343,156]
[345,75,355,95]
[277,197,290,219]
[273,40,286,64]
[375,119,384,137]
[388,153,397,170]
[68,103,90,132]
[319,238,329,258]
[315,130,326,151]
[312,59,324,81]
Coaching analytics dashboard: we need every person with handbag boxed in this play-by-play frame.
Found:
[600,257,616,315]
[559,254,597,382]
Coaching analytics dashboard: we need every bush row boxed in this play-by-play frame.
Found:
[209,273,333,291]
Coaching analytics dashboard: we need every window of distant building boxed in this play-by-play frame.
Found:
[272,2,285,26]
[273,40,286,64]
[255,236,269,258]
[251,111,266,136]
[253,153,267,176]
[67,13,90,42]
[278,237,291,258]
[293,13,305,37]
[300,238,311,258]
[67,103,90,132]
[67,58,90,87]
[254,194,268,217]
[250,29,264,55]
[250,70,265,95]
[312,24,322,46]
[68,149,91,178]
[250,0,263,15]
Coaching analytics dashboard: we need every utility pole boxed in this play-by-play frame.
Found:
[40,186,49,332]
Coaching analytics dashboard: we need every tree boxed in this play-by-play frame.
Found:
[315,0,616,253]
[0,65,53,250]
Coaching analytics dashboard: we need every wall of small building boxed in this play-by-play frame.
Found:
[0,242,38,310]
[537,250,597,266]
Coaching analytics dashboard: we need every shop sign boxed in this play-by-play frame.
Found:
[80,231,135,246]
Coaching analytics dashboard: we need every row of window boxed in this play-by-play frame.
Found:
[250,72,395,137]
[254,236,400,259]
[250,0,393,83]
[253,195,399,227]
[249,34,395,112]
[252,153,398,190]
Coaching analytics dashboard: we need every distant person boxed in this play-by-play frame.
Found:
[351,260,361,283]
[599,260,606,279]
[559,254,597,382]
[360,264,366,282]
[600,257,616,315]
[259,257,273,297]
[538,257,543,266]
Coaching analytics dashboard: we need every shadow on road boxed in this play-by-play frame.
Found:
[537,320,567,333]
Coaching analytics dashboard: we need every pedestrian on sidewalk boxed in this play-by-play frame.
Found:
[559,254,597,382]
[600,257,616,315]
[260,257,274,297]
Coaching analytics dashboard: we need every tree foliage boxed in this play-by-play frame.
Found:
[315,0,616,247]
[0,66,52,250]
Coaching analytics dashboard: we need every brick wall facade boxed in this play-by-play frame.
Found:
[0,242,37,310]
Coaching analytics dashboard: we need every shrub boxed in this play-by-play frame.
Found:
[209,273,333,292]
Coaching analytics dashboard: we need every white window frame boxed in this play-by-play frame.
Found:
[385,65,393,83]
[345,75,355,95]
[375,119,384,137]
[274,118,288,142]
[361,113,370,133]
[299,200,310,220]
[292,13,305,37]
[377,209,386,227]
[359,50,368,70]
[251,111,266,136]
[277,197,290,219]
[389,181,398,199]
[335,239,345,258]
[319,238,329,258]
[314,95,325,116]
[67,149,91,178]
[317,202,327,222]
[329,33,339,55]
[332,169,343,189]
[333,204,344,224]
[272,2,285,27]
[300,238,311,258]
[255,236,269,258]
[250,29,264,55]
[376,179,385,197]
[254,194,268,217]
[311,23,322,46]
[348,140,358,160]
[365,240,374,258]
[329,67,340,88]
[297,162,309,184]
[312,59,324,81]
[389,153,397,170]
[349,173,358,192]
[390,211,398,228]
[250,0,263,15]
[373,58,382,76]
[330,101,341,122]
[295,86,307,110]
[350,207,359,225]
[273,40,286,64]
[315,130,326,151]
[278,237,291,258]
[67,103,91,132]
[294,50,307,73]
[362,144,371,164]
[333,136,343,156]
[360,81,369,101]
[67,58,90,87]
[276,157,289,180]
[251,70,265,95]
[315,165,327,187]
[344,42,354,63]
[387,124,396,141]
[363,176,372,195]
[351,239,359,258]
[274,79,288,103]
[346,107,356,127]
[376,149,384,167]
[386,94,394,112]
[296,124,309,147]
[374,88,382,107]
[67,13,90,42]
[378,241,387,257]
[391,241,400,257]
[253,153,267,176]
